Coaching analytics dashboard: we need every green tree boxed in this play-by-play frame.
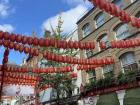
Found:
[38,15,76,105]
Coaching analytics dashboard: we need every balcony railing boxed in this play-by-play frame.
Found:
[123,63,138,73]
[83,70,140,97]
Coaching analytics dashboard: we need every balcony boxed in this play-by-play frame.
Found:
[123,63,138,74]
[83,70,140,97]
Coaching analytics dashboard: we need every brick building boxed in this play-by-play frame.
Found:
[77,0,140,84]
[77,0,140,105]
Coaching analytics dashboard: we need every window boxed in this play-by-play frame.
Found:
[136,11,140,18]
[82,23,91,37]
[98,34,109,51]
[113,0,124,8]
[95,12,105,28]
[85,50,93,58]
[119,52,138,72]
[87,70,96,81]
[103,65,114,77]
[115,24,130,40]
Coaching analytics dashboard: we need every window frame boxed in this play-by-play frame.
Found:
[119,52,138,72]
[97,34,110,51]
[114,24,130,40]
[112,0,124,9]
[85,50,93,58]
[82,23,91,37]
[95,12,105,28]
[103,64,114,77]
[87,70,96,81]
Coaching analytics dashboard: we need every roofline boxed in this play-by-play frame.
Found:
[76,7,95,25]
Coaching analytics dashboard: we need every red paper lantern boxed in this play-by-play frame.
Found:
[27,37,33,45]
[22,36,28,44]
[3,32,9,40]
[9,42,14,49]
[30,48,35,55]
[3,56,8,64]
[50,38,55,47]
[39,38,45,46]
[78,42,83,50]
[0,40,3,46]
[47,52,52,60]
[89,42,95,49]
[100,41,106,49]
[68,40,74,49]
[34,48,39,56]
[56,40,61,48]
[43,51,48,58]
[24,46,30,54]
[45,38,50,47]
[16,35,22,43]
[33,37,39,45]
[14,44,20,51]
[85,42,90,50]
[74,41,79,49]
[0,31,3,39]
[3,40,10,47]
[19,45,24,53]
[10,34,16,42]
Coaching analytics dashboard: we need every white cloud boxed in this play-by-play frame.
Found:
[0,24,14,32]
[42,5,88,34]
[0,0,12,17]
[62,0,92,8]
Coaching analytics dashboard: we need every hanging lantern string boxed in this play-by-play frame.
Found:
[3,82,36,87]
[0,31,95,50]
[110,38,140,48]
[0,39,114,65]
[0,48,9,101]
[0,64,73,74]
[88,0,140,28]
[0,65,78,79]
[2,79,36,87]
[77,64,103,71]
[1,72,38,81]
[2,77,36,84]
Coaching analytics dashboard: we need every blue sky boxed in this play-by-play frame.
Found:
[0,0,92,65]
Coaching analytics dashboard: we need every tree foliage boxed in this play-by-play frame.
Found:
[38,15,76,104]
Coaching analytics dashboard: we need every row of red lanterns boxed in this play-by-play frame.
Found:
[3,81,36,87]
[70,73,77,78]
[0,31,95,50]
[3,71,77,80]
[0,64,73,74]
[0,65,77,79]
[33,66,73,73]
[2,48,9,65]
[77,65,103,71]
[111,38,140,48]
[0,39,114,65]
[43,51,114,65]
[89,0,140,28]
[1,77,36,86]
[2,77,36,83]
[0,40,39,56]
[3,72,38,81]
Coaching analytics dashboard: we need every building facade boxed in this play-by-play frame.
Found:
[77,0,140,105]
[77,0,140,84]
